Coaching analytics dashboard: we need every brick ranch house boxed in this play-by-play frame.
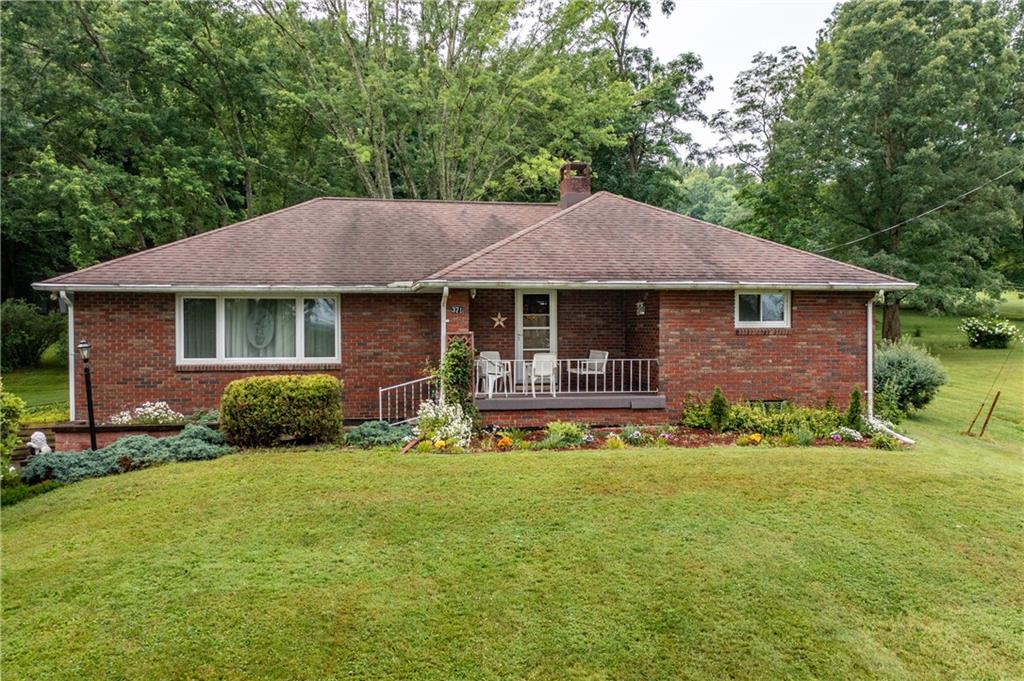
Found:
[34,163,914,428]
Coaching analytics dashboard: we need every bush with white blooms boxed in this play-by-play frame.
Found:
[959,316,1022,349]
[413,398,473,449]
[107,401,185,426]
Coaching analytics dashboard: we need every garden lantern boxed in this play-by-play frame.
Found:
[78,339,97,450]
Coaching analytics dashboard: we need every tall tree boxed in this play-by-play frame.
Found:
[710,46,804,180]
[757,0,1022,340]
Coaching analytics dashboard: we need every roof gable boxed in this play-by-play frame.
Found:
[424,192,911,288]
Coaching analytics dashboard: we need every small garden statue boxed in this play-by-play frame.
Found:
[26,431,52,457]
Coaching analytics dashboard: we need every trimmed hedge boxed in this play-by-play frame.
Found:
[220,374,343,447]
[682,398,842,438]
[21,425,232,484]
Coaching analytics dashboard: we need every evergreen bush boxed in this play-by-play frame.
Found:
[21,425,233,484]
[874,341,947,415]
[345,421,412,449]
[844,388,862,429]
[220,374,343,447]
[707,387,730,433]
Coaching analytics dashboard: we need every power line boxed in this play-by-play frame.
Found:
[816,162,1024,255]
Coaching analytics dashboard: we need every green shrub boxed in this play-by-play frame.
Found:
[605,433,625,449]
[346,420,413,448]
[1,475,62,506]
[544,421,588,447]
[1,379,26,462]
[220,374,342,447]
[21,425,232,484]
[844,388,862,429]
[680,396,712,429]
[1,300,65,371]
[959,316,1022,349]
[620,424,653,446]
[439,338,479,426]
[778,432,799,447]
[729,402,841,438]
[708,387,730,433]
[874,341,947,415]
[794,428,815,446]
[871,434,899,451]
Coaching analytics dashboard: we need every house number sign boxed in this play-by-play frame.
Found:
[449,305,465,314]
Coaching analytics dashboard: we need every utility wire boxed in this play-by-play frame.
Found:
[816,162,1024,254]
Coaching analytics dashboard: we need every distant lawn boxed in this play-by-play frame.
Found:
[2,296,1021,679]
[4,343,68,422]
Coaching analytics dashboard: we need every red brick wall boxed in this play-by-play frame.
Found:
[658,290,869,411]
[72,292,440,421]
[71,289,869,428]
[481,408,666,428]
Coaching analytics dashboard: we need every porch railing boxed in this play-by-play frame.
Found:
[474,358,659,398]
[378,376,436,424]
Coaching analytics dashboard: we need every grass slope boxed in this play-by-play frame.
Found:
[2,298,1022,679]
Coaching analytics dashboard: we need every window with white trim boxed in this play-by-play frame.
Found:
[735,291,790,328]
[176,295,340,364]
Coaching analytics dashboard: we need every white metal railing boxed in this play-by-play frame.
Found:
[474,358,659,398]
[379,376,436,424]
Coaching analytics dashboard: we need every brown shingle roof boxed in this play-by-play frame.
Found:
[425,193,912,288]
[36,192,912,291]
[37,197,559,288]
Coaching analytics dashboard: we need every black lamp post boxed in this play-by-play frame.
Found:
[78,339,97,450]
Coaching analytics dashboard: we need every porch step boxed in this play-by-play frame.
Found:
[474,394,665,411]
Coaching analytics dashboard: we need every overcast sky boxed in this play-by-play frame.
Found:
[638,0,838,156]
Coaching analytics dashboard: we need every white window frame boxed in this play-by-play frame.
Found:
[734,290,791,329]
[175,293,341,365]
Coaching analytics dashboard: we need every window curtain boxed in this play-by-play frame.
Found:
[183,298,216,359]
[304,298,336,358]
[225,298,296,358]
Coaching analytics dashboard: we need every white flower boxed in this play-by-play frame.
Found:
[413,399,473,448]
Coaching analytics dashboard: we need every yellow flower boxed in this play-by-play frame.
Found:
[750,433,763,444]
[433,439,447,450]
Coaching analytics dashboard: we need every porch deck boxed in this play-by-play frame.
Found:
[474,392,665,411]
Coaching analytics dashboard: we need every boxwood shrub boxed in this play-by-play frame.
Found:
[220,374,343,447]
[21,424,232,484]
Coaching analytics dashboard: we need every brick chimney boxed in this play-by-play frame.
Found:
[559,161,591,208]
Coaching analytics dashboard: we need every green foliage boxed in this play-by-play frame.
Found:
[1,379,26,461]
[874,341,948,415]
[0,300,65,371]
[729,403,842,439]
[793,429,815,447]
[620,425,653,446]
[845,388,862,429]
[345,421,412,449]
[21,425,232,484]
[534,421,589,450]
[220,375,343,447]
[413,399,473,450]
[959,316,1022,349]
[1,466,62,507]
[871,434,900,451]
[751,0,1022,339]
[439,339,478,426]
[872,384,906,425]
[778,432,799,447]
[707,387,730,433]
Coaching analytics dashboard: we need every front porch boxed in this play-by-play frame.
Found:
[462,288,666,425]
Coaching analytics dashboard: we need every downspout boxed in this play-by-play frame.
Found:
[439,286,449,404]
[61,290,76,422]
[866,289,915,445]
[440,286,449,357]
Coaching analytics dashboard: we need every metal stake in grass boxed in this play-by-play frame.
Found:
[964,400,986,436]
[978,391,1001,438]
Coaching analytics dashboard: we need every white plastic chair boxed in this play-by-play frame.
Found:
[477,351,510,398]
[527,352,558,397]
[567,350,609,391]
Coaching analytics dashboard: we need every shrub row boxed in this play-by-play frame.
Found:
[682,399,844,438]
[21,425,233,484]
[1,299,66,371]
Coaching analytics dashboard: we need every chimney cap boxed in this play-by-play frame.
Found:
[560,161,591,179]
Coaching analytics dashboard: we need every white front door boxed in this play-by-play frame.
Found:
[515,290,557,382]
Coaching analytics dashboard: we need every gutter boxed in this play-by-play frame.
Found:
[440,286,449,357]
[414,280,917,292]
[33,283,414,294]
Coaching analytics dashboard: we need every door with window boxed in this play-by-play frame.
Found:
[515,291,557,383]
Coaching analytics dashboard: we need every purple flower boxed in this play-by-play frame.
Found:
[831,434,842,443]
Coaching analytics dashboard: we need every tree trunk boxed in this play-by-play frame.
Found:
[882,298,901,342]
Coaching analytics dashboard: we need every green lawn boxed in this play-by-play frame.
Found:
[3,344,69,422]
[2,300,1022,679]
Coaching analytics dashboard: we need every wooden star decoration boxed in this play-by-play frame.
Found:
[491,312,507,328]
